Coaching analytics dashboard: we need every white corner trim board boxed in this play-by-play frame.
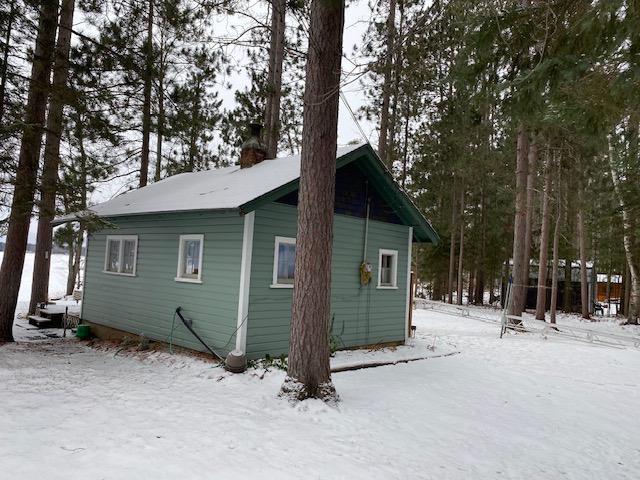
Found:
[235,211,255,354]
[405,227,413,342]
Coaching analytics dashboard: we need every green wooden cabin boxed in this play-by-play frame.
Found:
[63,143,438,360]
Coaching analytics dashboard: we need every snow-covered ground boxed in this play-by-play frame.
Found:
[0,252,73,315]
[1,304,639,479]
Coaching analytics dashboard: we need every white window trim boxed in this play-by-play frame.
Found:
[103,235,138,277]
[377,248,399,289]
[271,236,296,289]
[175,234,204,284]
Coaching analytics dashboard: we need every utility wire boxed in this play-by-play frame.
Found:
[340,90,370,144]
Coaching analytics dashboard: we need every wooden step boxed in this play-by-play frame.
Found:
[28,315,61,329]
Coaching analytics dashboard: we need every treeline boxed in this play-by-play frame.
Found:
[363,0,639,324]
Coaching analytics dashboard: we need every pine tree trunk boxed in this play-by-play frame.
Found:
[0,0,58,342]
[377,0,396,166]
[608,136,639,324]
[474,185,486,306]
[508,126,529,318]
[29,0,76,315]
[577,188,590,320]
[620,265,627,316]
[387,0,405,169]
[489,276,496,304]
[624,263,632,318]
[154,31,165,182]
[474,270,484,305]
[432,272,442,301]
[67,230,82,295]
[606,264,612,314]
[563,260,572,313]
[281,0,344,402]
[521,134,537,311]
[401,103,409,188]
[456,187,464,306]
[0,0,15,125]
[447,182,456,304]
[535,148,552,320]
[139,0,154,187]
[187,78,201,172]
[264,0,286,159]
[467,269,475,305]
[550,182,563,324]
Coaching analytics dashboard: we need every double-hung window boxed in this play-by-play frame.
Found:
[104,235,138,276]
[377,249,398,289]
[176,234,204,283]
[271,236,296,288]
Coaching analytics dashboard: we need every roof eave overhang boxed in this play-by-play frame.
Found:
[52,207,241,226]
[239,143,440,245]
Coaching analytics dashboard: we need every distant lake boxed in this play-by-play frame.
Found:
[0,252,80,312]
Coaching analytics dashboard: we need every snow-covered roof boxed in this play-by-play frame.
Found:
[65,144,364,219]
[54,142,440,243]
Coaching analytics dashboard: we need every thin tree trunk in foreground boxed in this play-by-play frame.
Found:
[281,0,344,402]
[0,0,58,342]
[508,126,529,319]
[139,0,154,187]
[608,137,639,324]
[264,0,285,159]
[29,0,76,314]
[535,149,552,320]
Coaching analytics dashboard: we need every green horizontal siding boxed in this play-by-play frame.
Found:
[82,211,243,355]
[246,202,409,359]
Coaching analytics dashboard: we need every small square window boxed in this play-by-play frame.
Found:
[176,235,204,283]
[272,236,296,288]
[104,236,138,276]
[378,249,398,289]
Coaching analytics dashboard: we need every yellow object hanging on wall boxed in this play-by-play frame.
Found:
[360,261,372,286]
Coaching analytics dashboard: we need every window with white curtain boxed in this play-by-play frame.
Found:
[272,236,296,288]
[176,234,204,283]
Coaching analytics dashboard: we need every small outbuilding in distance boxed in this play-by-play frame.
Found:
[56,129,438,361]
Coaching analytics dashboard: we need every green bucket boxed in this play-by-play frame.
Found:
[76,324,91,339]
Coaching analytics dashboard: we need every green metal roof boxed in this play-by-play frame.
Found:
[239,143,439,244]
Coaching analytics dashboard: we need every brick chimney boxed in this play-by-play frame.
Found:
[240,123,267,168]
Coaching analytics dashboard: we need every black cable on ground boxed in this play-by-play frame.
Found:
[175,307,221,359]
